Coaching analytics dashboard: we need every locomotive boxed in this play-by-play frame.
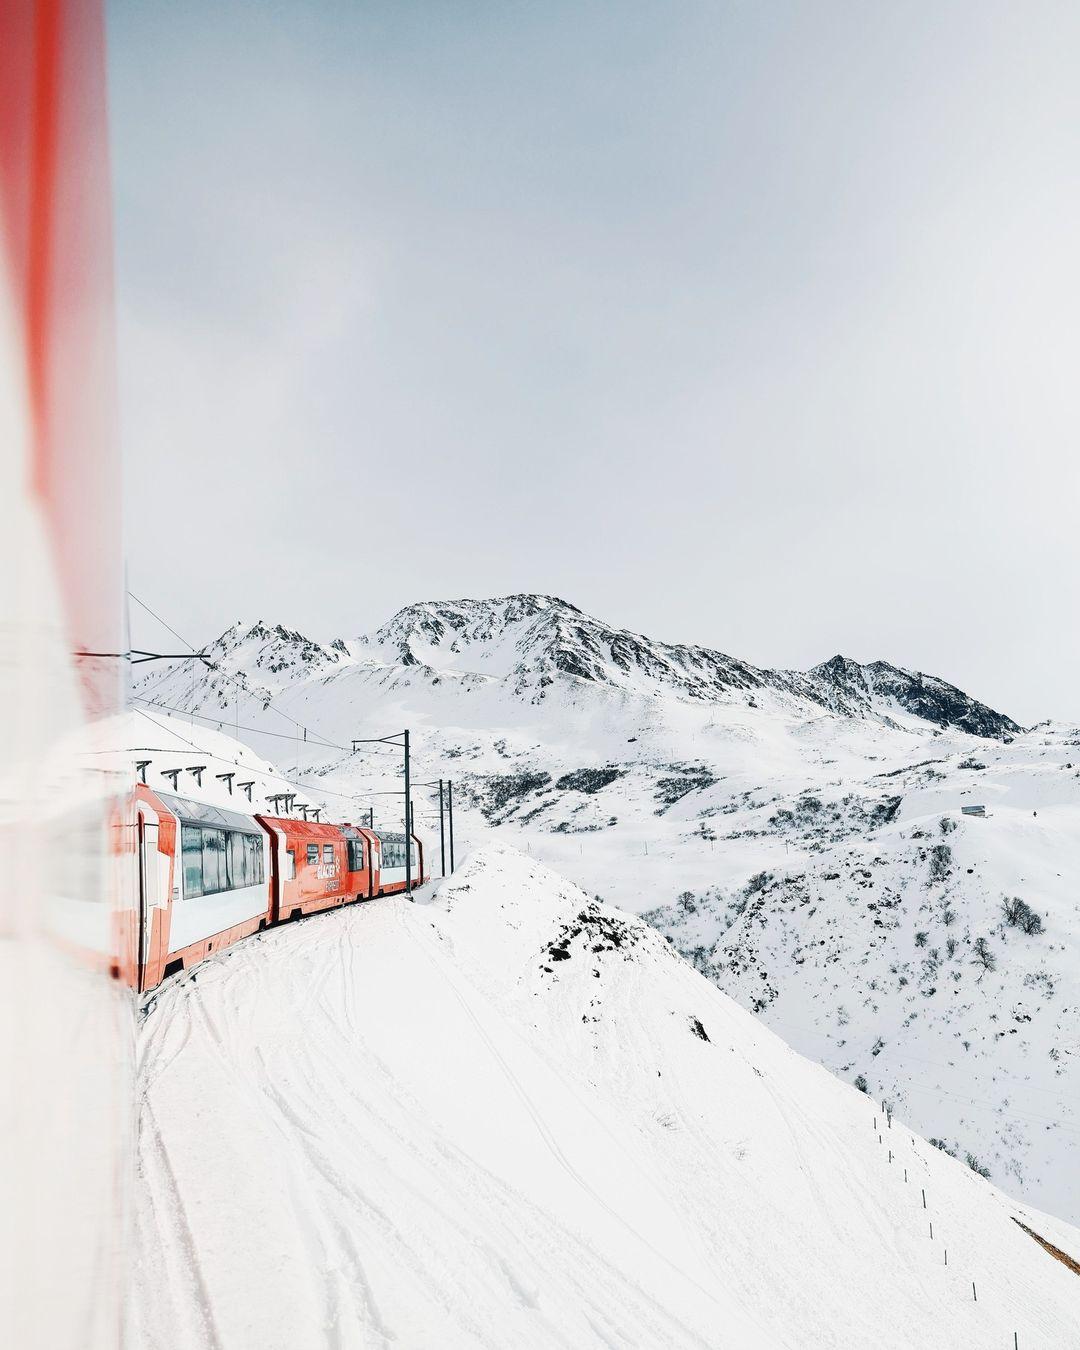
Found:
[132,775,428,993]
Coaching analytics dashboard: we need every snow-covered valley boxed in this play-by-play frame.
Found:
[132,595,1080,1227]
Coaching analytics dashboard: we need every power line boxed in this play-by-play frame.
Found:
[133,696,346,750]
[132,710,382,814]
[127,591,196,650]
[132,694,405,763]
[126,597,452,835]
[128,590,346,749]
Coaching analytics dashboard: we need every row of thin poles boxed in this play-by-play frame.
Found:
[353,732,459,899]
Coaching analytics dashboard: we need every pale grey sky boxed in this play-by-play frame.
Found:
[109,1,1080,725]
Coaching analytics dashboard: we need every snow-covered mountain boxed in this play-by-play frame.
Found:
[142,595,1018,736]
[131,595,1079,1224]
[351,595,1019,737]
[134,845,1080,1350]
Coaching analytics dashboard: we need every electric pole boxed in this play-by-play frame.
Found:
[439,778,446,876]
[448,779,455,873]
[404,728,411,897]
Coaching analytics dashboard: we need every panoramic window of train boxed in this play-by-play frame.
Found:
[181,825,202,898]
[201,829,226,894]
[244,833,264,886]
[180,824,265,898]
[226,832,264,889]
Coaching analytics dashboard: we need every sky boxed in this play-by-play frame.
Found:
[107,1,1080,725]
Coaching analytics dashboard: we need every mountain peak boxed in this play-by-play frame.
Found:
[358,598,1019,737]
[809,653,1020,738]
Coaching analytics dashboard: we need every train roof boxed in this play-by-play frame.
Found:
[155,791,262,834]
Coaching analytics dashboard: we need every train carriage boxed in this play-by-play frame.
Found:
[131,781,430,992]
[254,815,371,922]
[362,828,427,895]
[135,784,271,990]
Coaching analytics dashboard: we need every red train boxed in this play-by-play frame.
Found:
[131,781,428,992]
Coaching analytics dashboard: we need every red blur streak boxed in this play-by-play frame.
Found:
[0,0,121,718]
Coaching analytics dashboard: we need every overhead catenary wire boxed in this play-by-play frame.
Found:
[128,589,354,751]
[131,709,444,842]
[128,594,456,848]
[131,710,385,815]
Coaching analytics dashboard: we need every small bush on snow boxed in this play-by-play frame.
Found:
[928,844,952,883]
[971,936,996,977]
[1002,896,1044,936]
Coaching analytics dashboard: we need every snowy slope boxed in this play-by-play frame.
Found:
[130,595,1078,1225]
[134,846,1080,1350]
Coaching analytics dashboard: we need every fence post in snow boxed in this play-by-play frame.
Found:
[922,1189,927,1209]
[972,1282,976,1302]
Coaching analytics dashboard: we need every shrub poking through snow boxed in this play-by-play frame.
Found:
[971,937,996,977]
[555,767,625,794]
[1002,896,1044,936]
[928,844,952,883]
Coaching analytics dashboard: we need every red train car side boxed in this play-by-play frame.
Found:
[131,789,429,994]
[255,816,371,923]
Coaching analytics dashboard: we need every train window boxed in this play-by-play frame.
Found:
[182,824,203,899]
[201,828,227,894]
[228,832,245,887]
[181,823,264,897]
[245,833,264,886]
[347,839,364,871]
[379,837,414,870]
[322,843,335,864]
[306,843,319,866]
[225,831,265,889]
[285,849,296,881]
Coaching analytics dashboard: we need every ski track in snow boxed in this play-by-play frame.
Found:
[133,846,1080,1350]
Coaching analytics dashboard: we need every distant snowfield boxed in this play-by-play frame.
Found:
[134,846,1080,1350]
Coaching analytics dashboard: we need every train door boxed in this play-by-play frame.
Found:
[136,811,158,992]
